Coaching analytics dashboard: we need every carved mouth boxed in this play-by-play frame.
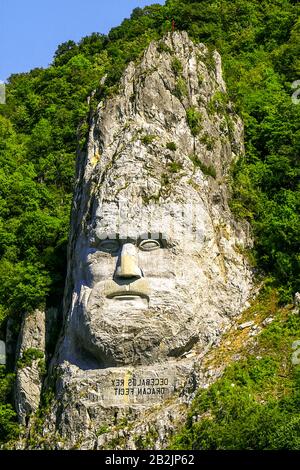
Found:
[107,291,149,300]
[102,279,150,303]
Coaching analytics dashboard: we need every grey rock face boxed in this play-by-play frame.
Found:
[0,340,5,365]
[15,310,45,425]
[48,32,254,448]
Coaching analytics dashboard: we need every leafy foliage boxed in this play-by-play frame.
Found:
[173,77,188,99]
[0,367,18,444]
[166,142,177,151]
[167,161,183,173]
[141,134,157,145]
[186,107,203,136]
[171,57,183,75]
[17,348,44,369]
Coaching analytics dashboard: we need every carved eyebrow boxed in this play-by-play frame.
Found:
[96,233,168,246]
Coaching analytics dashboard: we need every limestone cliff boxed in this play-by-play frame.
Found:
[16,32,254,449]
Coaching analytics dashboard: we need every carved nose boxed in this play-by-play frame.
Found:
[115,243,142,279]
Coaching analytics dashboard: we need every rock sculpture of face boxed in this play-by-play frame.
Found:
[62,31,252,371]
[69,189,224,368]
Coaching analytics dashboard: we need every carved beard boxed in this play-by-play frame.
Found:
[72,279,199,368]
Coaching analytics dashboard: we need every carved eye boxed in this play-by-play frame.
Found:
[139,239,161,252]
[99,240,120,253]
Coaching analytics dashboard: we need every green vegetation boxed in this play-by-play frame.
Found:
[141,134,157,145]
[167,161,183,173]
[17,348,46,380]
[166,141,177,151]
[20,389,58,449]
[0,367,19,445]
[208,91,229,115]
[96,425,110,437]
[199,133,216,151]
[170,293,300,450]
[173,77,188,99]
[134,426,159,450]
[17,348,44,369]
[204,47,217,73]
[171,57,183,76]
[0,0,299,448]
[189,154,216,178]
[157,41,172,54]
[186,107,203,136]
[170,56,187,100]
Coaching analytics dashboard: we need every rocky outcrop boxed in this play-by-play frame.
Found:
[20,31,255,449]
[15,310,45,425]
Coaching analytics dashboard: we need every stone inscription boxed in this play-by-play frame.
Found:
[112,377,170,396]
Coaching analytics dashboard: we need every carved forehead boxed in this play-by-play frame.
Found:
[91,199,212,245]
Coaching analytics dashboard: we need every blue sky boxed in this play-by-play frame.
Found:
[0,0,165,81]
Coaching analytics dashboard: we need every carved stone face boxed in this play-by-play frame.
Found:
[61,30,253,371]
[69,195,222,368]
